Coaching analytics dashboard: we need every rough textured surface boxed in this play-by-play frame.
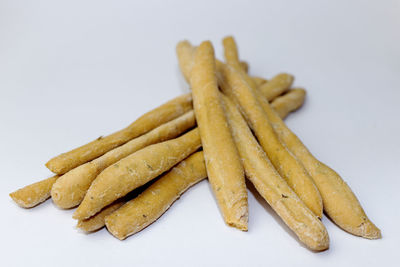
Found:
[189,41,248,231]
[258,73,294,100]
[75,94,304,236]
[102,96,305,239]
[177,40,249,81]
[271,88,306,119]
[73,128,201,220]
[9,90,304,209]
[77,201,124,232]
[176,41,196,83]
[259,91,381,239]
[51,111,196,209]
[46,93,193,174]
[9,175,58,208]
[176,40,266,97]
[223,36,257,90]
[220,62,323,218]
[105,151,207,240]
[223,94,329,251]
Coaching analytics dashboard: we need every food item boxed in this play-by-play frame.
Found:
[73,128,202,220]
[46,93,193,174]
[176,40,286,103]
[77,201,124,232]
[220,37,322,217]
[176,41,196,83]
[189,41,248,230]
[257,89,381,239]
[271,88,306,119]
[9,175,58,208]
[219,62,323,218]
[9,91,305,209]
[77,91,304,233]
[51,111,196,209]
[222,36,257,90]
[258,73,294,100]
[105,93,309,240]
[10,35,380,250]
[222,94,329,251]
[177,40,250,82]
[105,151,207,240]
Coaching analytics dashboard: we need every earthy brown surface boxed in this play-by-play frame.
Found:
[219,62,323,218]
[223,94,329,251]
[46,93,193,174]
[258,89,381,239]
[77,201,124,232]
[51,111,196,209]
[73,128,201,220]
[105,151,207,240]
[9,175,58,208]
[189,41,248,230]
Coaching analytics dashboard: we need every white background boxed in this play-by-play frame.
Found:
[1,1,399,266]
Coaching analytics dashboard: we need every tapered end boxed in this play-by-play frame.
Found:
[227,221,248,232]
[45,160,58,174]
[72,208,84,220]
[76,220,99,233]
[104,217,126,241]
[226,210,248,232]
[309,232,330,252]
[359,220,382,239]
[9,192,29,208]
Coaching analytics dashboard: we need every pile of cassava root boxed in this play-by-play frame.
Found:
[10,36,381,251]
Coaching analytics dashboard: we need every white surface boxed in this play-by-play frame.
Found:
[1,0,399,266]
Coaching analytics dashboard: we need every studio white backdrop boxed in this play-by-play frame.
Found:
[1,1,399,266]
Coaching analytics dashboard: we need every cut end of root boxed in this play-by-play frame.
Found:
[9,192,17,202]
[306,231,330,252]
[45,159,67,175]
[226,218,248,232]
[72,210,83,220]
[359,220,382,239]
[50,189,71,209]
[50,190,60,202]
[104,218,127,241]
[108,230,126,241]
[310,242,330,252]
[76,221,97,233]
[9,192,30,208]
[73,206,93,221]
[45,160,57,173]
[76,221,87,231]
[227,222,248,231]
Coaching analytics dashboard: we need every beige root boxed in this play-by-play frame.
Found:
[73,128,201,220]
[77,90,307,234]
[189,41,248,230]
[105,151,207,240]
[9,175,58,208]
[222,36,380,239]
[9,90,305,209]
[51,111,196,209]
[219,61,323,218]
[258,73,294,100]
[259,87,381,239]
[46,93,193,174]
[271,88,306,119]
[222,94,329,251]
